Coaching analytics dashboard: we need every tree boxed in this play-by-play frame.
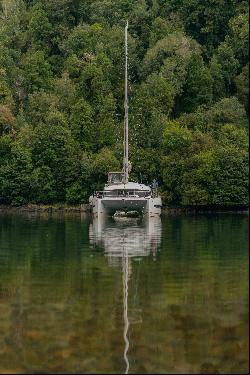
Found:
[30,124,81,201]
[26,90,57,125]
[31,166,56,203]
[0,104,16,135]
[162,119,249,207]
[235,64,249,114]
[181,143,249,207]
[21,50,52,94]
[177,54,213,113]
[0,136,34,205]
[178,97,248,133]
[227,9,249,65]
[70,98,94,149]
[158,0,240,56]
[161,121,193,204]
[52,73,77,114]
[0,0,27,49]
[130,147,163,185]
[27,3,53,50]
[130,73,175,148]
[149,15,184,47]
[141,31,201,78]
[87,0,134,26]
[210,42,239,96]
[0,69,12,105]
[91,147,120,191]
[61,23,98,57]
[38,0,76,27]
[205,97,248,131]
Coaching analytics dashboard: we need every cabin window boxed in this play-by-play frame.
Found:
[108,173,125,184]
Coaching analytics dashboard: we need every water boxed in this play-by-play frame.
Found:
[0,213,248,374]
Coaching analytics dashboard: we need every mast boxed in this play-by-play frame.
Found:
[124,20,129,184]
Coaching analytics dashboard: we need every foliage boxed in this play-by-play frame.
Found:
[162,120,249,206]
[0,0,248,206]
[0,135,34,205]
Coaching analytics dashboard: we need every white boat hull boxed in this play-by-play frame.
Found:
[90,196,162,217]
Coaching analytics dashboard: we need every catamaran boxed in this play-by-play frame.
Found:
[89,21,162,217]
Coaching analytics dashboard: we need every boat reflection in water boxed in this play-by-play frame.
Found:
[89,215,162,259]
[89,216,162,374]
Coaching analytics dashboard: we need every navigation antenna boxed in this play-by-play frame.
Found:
[124,20,129,184]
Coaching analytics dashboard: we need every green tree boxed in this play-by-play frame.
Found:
[21,50,52,94]
[162,120,249,207]
[91,147,120,190]
[27,3,53,50]
[177,54,213,113]
[0,69,12,105]
[31,166,56,203]
[149,15,184,47]
[141,31,201,78]
[235,64,249,113]
[130,73,175,148]
[30,124,81,201]
[227,9,249,65]
[69,98,94,149]
[0,135,34,205]
[178,97,248,132]
[210,42,239,98]
[182,143,249,207]
[158,0,240,56]
[0,104,16,135]
[26,90,56,125]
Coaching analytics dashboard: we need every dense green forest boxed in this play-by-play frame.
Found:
[0,0,249,206]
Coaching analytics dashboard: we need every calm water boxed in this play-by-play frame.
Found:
[0,213,248,374]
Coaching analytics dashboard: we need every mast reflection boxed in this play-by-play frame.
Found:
[89,216,162,374]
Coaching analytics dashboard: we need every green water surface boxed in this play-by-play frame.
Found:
[0,213,248,374]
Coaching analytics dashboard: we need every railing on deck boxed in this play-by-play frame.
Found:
[94,190,159,199]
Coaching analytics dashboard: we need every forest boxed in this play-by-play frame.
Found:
[0,0,249,207]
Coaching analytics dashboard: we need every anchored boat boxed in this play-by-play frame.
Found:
[89,21,162,217]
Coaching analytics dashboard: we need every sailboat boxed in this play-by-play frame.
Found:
[89,21,162,217]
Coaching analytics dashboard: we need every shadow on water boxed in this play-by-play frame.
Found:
[0,213,248,374]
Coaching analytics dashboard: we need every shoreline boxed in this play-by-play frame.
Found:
[0,204,248,215]
[0,204,90,214]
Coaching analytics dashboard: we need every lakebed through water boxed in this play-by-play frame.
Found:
[0,212,248,374]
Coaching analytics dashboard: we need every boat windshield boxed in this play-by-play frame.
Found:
[108,172,125,184]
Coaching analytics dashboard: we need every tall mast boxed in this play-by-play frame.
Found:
[124,20,129,184]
